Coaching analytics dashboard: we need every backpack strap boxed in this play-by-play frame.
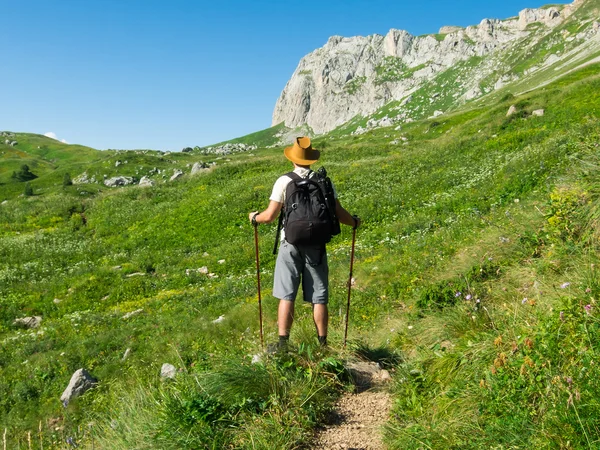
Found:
[273,170,316,255]
[273,172,301,255]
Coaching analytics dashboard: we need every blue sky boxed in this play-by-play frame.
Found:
[0,0,568,151]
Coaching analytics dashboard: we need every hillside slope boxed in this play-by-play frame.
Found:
[1,57,600,447]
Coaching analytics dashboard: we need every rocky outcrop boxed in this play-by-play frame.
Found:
[272,2,582,134]
[202,142,257,155]
[104,176,135,187]
[73,172,97,184]
[14,316,42,329]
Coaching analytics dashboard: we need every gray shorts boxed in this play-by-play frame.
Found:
[273,241,329,304]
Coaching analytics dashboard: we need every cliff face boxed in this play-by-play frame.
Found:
[272,0,595,134]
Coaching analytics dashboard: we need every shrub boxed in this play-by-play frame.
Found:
[63,172,73,186]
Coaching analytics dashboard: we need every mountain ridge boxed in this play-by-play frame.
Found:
[272,0,599,136]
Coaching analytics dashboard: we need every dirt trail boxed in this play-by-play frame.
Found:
[312,389,392,450]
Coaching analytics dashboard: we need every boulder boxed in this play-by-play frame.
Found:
[169,169,184,181]
[191,162,210,175]
[9,141,17,146]
[138,176,154,187]
[506,105,518,117]
[532,109,545,117]
[160,363,177,379]
[345,360,392,389]
[14,316,42,329]
[103,176,134,187]
[60,369,98,406]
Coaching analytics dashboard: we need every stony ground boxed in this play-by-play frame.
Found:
[312,389,392,450]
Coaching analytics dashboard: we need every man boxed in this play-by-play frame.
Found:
[249,136,360,350]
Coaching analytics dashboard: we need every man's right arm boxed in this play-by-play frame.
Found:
[335,200,361,229]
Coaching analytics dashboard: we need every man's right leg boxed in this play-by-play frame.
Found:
[278,299,295,337]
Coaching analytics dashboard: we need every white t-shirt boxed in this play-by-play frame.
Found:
[270,167,338,241]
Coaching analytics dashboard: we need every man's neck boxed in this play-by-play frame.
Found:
[294,164,311,170]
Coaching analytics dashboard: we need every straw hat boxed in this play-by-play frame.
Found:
[284,137,320,165]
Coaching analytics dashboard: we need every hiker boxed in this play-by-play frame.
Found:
[249,136,360,350]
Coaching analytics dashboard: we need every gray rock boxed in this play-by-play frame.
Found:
[160,363,177,379]
[138,176,154,187]
[191,162,210,175]
[345,360,392,388]
[60,369,98,406]
[532,109,545,117]
[506,105,518,117]
[9,141,17,146]
[103,176,134,187]
[73,172,96,184]
[169,169,184,181]
[122,309,143,320]
[14,316,42,329]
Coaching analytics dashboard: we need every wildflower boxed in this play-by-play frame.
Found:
[494,335,503,346]
[525,337,534,349]
[522,298,528,305]
[585,304,592,315]
[466,294,472,300]
[566,377,573,385]
[476,298,481,303]
[455,291,462,297]
[560,282,571,289]
[586,287,592,293]
[560,311,565,322]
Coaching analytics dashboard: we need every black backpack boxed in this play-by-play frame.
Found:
[274,167,341,253]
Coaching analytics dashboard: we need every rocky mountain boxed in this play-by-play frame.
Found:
[272,0,600,135]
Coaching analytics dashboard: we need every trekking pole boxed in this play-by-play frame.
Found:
[253,222,264,349]
[343,217,359,347]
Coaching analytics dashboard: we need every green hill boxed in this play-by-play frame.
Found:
[2,44,600,450]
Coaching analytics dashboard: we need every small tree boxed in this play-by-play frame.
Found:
[63,172,73,186]
[15,165,37,182]
[24,182,33,196]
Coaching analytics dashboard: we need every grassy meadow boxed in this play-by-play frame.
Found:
[2,61,600,448]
